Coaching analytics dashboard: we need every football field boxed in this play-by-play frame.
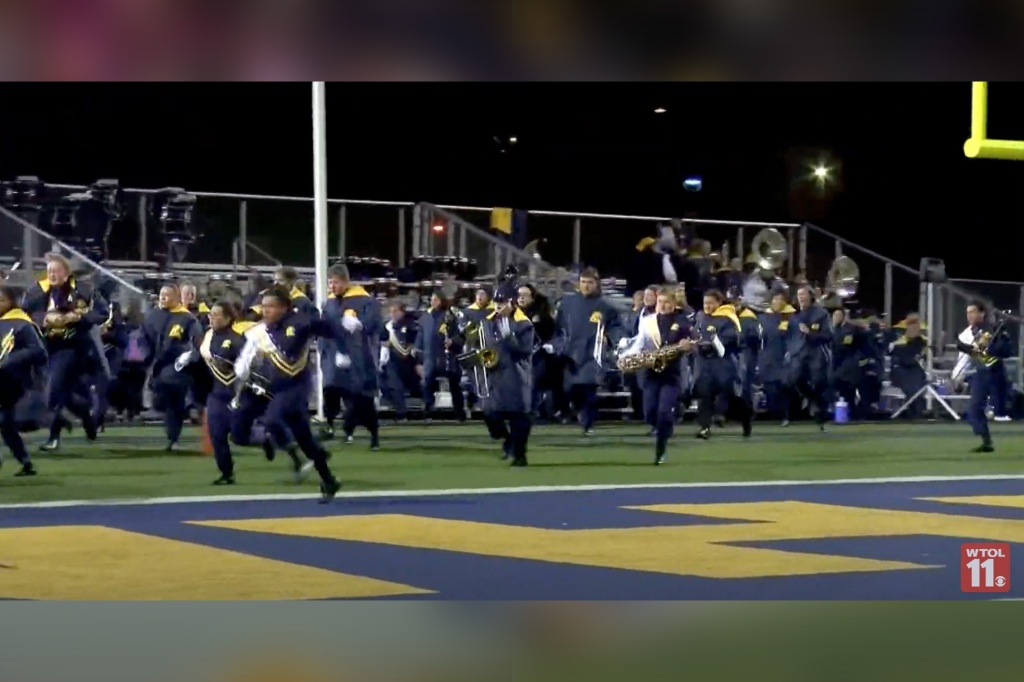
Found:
[1,421,1023,599]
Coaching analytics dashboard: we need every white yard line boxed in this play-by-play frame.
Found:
[2,474,1023,510]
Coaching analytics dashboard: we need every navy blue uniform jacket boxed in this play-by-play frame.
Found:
[693,304,742,383]
[23,276,109,351]
[552,292,625,386]
[0,309,48,392]
[480,308,535,414]
[141,305,203,376]
[321,285,383,396]
[198,321,256,401]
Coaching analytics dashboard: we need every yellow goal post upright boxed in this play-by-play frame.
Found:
[964,82,1024,160]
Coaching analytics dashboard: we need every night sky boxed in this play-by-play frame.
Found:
[0,83,1021,294]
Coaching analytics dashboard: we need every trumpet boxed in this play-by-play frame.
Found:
[972,311,1010,367]
[456,319,498,398]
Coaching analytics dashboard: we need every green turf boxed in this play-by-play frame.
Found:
[2,420,1023,504]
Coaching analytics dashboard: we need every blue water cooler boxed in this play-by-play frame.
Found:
[834,398,850,424]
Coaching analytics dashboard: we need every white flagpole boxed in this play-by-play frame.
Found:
[312,81,328,420]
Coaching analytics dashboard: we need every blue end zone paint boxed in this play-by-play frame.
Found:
[2,478,1022,599]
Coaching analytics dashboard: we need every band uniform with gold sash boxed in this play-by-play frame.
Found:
[467,280,535,466]
[693,290,753,439]
[233,287,342,502]
[619,288,693,464]
[0,296,48,476]
[22,268,109,450]
[191,309,257,484]
[142,294,203,448]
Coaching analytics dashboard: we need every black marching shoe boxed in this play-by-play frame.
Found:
[261,437,276,462]
[15,462,36,477]
[83,416,98,442]
[164,441,179,452]
[654,448,666,465]
[319,424,336,441]
[695,427,711,440]
[319,477,342,504]
[510,457,528,467]
[369,437,380,452]
[742,420,752,438]
[972,442,995,453]
[213,474,235,486]
[39,438,60,452]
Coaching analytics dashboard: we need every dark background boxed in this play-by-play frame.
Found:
[0,83,1020,286]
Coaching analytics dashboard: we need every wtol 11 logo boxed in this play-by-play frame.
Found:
[961,543,1011,593]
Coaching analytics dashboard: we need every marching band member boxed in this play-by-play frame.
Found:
[475,280,535,467]
[692,289,752,439]
[550,267,625,435]
[181,283,211,330]
[734,292,763,416]
[518,283,558,419]
[953,300,1012,452]
[379,302,419,421]
[830,308,869,420]
[322,265,383,450]
[141,283,203,450]
[619,287,694,464]
[187,301,255,484]
[0,284,47,477]
[93,277,128,430]
[245,267,318,320]
[415,292,466,421]
[23,253,107,450]
[787,285,832,430]
[887,316,927,419]
[759,291,795,424]
[234,287,341,502]
[622,287,658,425]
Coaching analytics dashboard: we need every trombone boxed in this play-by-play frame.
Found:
[593,317,606,367]
[457,319,498,398]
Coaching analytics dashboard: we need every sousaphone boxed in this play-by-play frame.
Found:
[828,256,860,299]
[749,227,787,273]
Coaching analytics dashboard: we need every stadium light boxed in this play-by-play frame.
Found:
[654,107,667,114]
[432,223,445,233]
[509,136,518,144]
[813,166,830,180]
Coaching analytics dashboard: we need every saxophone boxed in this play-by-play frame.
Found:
[617,344,687,373]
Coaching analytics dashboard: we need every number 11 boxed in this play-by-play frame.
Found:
[966,558,995,587]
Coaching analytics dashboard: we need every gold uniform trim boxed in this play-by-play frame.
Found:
[200,330,236,386]
[252,325,308,377]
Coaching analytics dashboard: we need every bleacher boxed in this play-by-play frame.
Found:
[1,178,1021,422]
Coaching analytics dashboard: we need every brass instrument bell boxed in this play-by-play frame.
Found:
[827,256,860,299]
[749,227,788,273]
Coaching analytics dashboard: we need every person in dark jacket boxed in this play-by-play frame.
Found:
[787,285,833,430]
[0,284,47,477]
[830,308,870,420]
[234,287,342,502]
[888,317,928,419]
[379,302,419,421]
[618,287,694,464]
[518,284,560,420]
[414,293,466,421]
[759,292,796,424]
[322,264,383,450]
[692,290,752,440]
[955,300,1013,452]
[476,280,535,467]
[187,301,256,484]
[549,268,626,435]
[22,253,108,451]
[141,283,203,449]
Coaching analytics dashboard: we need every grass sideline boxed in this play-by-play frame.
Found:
[0,421,1022,505]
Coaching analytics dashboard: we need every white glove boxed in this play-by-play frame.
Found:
[379,345,390,367]
[174,350,193,372]
[385,320,394,333]
[542,344,554,354]
[341,315,363,333]
[498,317,511,339]
[335,352,352,369]
[617,337,630,351]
